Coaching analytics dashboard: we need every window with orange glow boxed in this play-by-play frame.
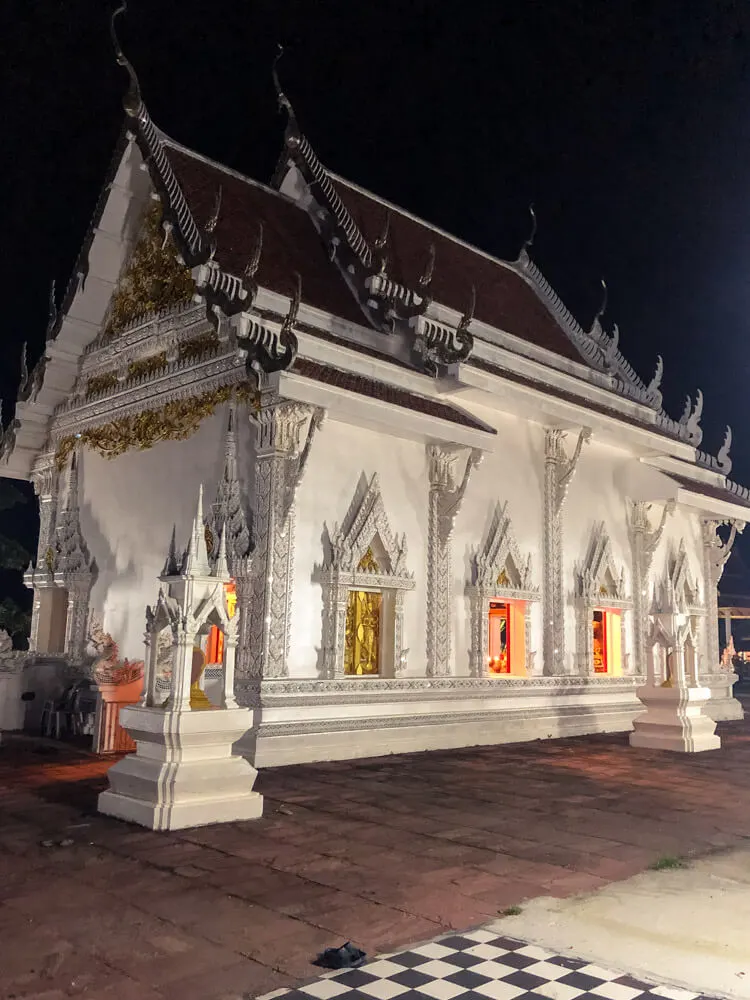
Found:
[205,581,236,665]
[592,608,622,675]
[488,602,510,673]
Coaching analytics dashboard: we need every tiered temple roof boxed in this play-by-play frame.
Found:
[0,12,747,513]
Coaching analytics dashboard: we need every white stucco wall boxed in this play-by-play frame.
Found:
[290,418,429,677]
[563,439,636,673]
[652,505,705,607]
[451,409,545,674]
[75,405,243,660]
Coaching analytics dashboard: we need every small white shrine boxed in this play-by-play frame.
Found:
[98,486,263,830]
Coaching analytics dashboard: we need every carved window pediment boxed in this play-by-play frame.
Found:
[322,474,414,589]
[318,473,414,680]
[468,501,538,678]
[469,502,538,601]
[576,522,630,609]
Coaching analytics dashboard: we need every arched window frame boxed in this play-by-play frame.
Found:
[317,474,415,679]
[467,502,539,678]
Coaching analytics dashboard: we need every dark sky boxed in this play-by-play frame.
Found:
[2,1,750,527]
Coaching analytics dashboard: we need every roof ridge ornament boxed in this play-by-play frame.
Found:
[243,221,264,284]
[110,3,142,117]
[272,45,301,146]
[46,281,58,341]
[204,185,223,261]
[374,212,390,275]
[18,343,29,398]
[589,278,608,338]
[520,203,537,257]
[679,389,704,447]
[718,425,733,476]
[418,243,436,293]
[647,354,663,394]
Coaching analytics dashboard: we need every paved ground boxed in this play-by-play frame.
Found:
[497,845,750,998]
[2,719,750,1000]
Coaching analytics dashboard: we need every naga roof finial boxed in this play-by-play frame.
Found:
[374,212,390,275]
[110,3,142,117]
[18,343,29,398]
[418,244,436,292]
[648,354,663,394]
[718,425,733,476]
[205,186,223,235]
[204,185,223,261]
[272,45,301,143]
[45,280,58,341]
[594,278,608,324]
[243,221,264,282]
[281,272,302,340]
[522,203,537,254]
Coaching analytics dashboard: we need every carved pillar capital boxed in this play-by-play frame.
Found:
[542,427,589,675]
[245,399,324,682]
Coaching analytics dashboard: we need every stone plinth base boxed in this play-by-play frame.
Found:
[702,672,744,722]
[98,705,263,830]
[630,684,720,753]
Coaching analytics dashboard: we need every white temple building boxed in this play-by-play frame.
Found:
[2,16,748,769]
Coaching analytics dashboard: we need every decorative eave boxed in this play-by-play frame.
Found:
[110,5,298,369]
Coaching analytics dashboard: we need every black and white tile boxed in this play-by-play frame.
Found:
[259,929,718,1000]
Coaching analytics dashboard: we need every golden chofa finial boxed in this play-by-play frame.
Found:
[111,3,142,117]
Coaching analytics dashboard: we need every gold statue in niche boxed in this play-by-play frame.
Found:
[345,590,382,675]
[344,546,382,676]
[190,646,213,710]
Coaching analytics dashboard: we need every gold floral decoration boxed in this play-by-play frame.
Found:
[55,381,256,469]
[128,351,168,381]
[105,202,195,340]
[178,331,219,363]
[86,372,119,398]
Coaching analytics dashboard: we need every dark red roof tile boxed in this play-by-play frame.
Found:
[469,356,664,436]
[167,145,366,326]
[332,179,585,364]
[293,359,494,434]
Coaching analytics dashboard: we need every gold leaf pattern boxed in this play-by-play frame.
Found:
[105,202,195,339]
[86,372,119,398]
[178,332,219,363]
[127,351,168,380]
[357,546,379,572]
[55,381,256,470]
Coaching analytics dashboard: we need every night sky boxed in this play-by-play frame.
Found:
[3,0,750,569]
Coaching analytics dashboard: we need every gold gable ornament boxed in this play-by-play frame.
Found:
[104,201,195,340]
[55,382,256,469]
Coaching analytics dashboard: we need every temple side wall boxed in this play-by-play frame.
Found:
[451,410,545,675]
[289,419,428,677]
[564,440,636,673]
[76,405,249,659]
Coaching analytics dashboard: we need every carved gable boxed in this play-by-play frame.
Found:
[577,523,627,604]
[670,539,701,611]
[326,474,411,580]
[103,201,195,341]
[471,502,536,598]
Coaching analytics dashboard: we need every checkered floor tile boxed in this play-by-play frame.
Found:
[258,930,720,1000]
